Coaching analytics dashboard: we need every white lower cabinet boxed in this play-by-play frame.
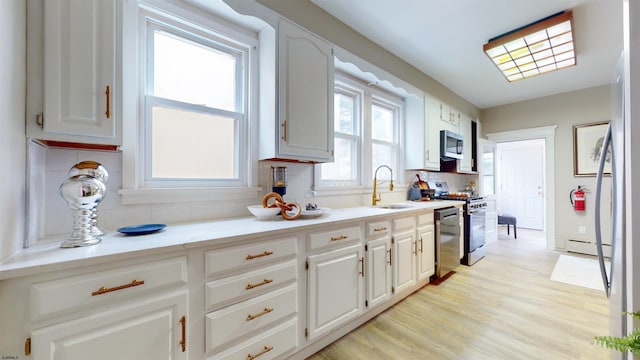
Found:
[203,236,298,359]
[23,256,189,360]
[307,234,364,341]
[417,224,435,281]
[32,291,188,360]
[365,220,392,309]
[391,216,417,294]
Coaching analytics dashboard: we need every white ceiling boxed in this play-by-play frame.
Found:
[311,0,623,109]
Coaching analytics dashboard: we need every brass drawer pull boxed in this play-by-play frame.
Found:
[91,279,144,296]
[246,307,273,321]
[180,316,186,352]
[374,227,387,232]
[247,345,273,360]
[246,278,273,290]
[105,85,111,119]
[246,251,273,260]
[330,235,348,241]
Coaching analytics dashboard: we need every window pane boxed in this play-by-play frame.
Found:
[321,137,357,181]
[372,143,394,176]
[151,106,236,179]
[153,30,238,111]
[371,104,394,142]
[334,92,356,135]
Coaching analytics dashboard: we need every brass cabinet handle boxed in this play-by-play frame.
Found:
[105,85,111,119]
[180,316,186,352]
[246,307,273,321]
[91,279,144,296]
[387,248,392,266]
[281,120,287,141]
[248,345,273,360]
[246,278,273,290]
[420,237,424,254]
[373,227,387,232]
[412,240,417,255]
[359,257,365,277]
[246,251,273,260]
[330,235,348,241]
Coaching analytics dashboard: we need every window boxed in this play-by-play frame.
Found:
[138,5,256,189]
[318,72,402,188]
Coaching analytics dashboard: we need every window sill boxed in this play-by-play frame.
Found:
[118,187,263,205]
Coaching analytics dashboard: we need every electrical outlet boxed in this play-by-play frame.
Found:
[578,226,586,234]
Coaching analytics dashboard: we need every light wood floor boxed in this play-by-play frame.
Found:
[307,228,612,360]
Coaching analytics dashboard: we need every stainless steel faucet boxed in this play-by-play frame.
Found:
[372,165,394,205]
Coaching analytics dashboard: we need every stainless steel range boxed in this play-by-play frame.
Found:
[428,181,486,265]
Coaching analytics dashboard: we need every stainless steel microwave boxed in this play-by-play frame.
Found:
[440,130,464,160]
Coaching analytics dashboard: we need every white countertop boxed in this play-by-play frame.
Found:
[0,201,463,280]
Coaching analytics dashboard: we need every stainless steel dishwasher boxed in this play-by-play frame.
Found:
[434,206,460,279]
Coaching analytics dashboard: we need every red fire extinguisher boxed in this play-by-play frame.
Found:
[570,186,586,211]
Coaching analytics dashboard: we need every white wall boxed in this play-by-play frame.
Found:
[481,85,612,249]
[0,0,26,262]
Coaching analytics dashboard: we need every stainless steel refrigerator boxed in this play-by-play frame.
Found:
[595,2,640,357]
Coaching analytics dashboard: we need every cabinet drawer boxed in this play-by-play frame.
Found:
[30,257,187,320]
[308,226,361,251]
[417,211,434,225]
[205,260,297,310]
[208,318,297,360]
[205,236,297,278]
[393,216,416,231]
[366,220,390,238]
[206,285,297,353]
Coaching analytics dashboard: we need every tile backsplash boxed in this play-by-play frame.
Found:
[29,143,476,245]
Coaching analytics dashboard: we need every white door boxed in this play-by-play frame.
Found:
[278,19,334,162]
[366,237,392,308]
[31,291,188,360]
[417,225,435,281]
[307,244,364,340]
[496,139,545,230]
[392,230,416,293]
[43,0,117,141]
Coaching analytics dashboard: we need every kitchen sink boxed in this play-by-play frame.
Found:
[377,204,414,209]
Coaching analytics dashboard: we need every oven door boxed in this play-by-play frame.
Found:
[469,209,486,251]
[463,207,486,265]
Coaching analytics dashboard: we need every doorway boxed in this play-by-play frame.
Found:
[496,139,545,231]
[486,126,557,250]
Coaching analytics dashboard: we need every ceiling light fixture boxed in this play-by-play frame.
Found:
[483,10,575,82]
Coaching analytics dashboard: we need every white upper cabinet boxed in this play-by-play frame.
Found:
[439,102,459,133]
[405,95,439,170]
[260,18,334,162]
[31,0,120,145]
[458,112,473,172]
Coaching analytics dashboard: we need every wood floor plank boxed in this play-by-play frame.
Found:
[307,229,612,360]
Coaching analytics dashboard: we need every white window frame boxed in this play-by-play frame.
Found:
[316,71,403,191]
[119,0,261,204]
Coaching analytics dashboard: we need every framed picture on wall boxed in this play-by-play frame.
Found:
[573,121,611,176]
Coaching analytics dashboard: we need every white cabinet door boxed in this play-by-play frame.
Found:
[424,97,442,170]
[366,237,392,309]
[40,0,118,143]
[458,113,472,172]
[307,244,364,340]
[417,224,435,281]
[31,291,188,360]
[392,230,416,293]
[275,19,334,162]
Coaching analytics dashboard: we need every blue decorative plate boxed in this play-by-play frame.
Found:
[117,224,166,235]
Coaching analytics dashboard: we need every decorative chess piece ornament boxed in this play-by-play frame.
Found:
[67,161,109,237]
[59,161,108,248]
